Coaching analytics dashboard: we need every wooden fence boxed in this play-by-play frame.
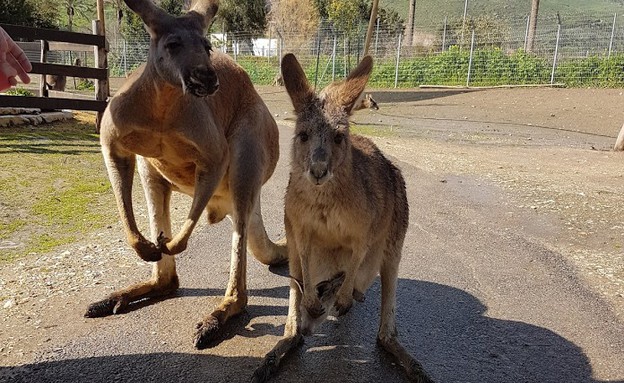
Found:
[0,23,109,128]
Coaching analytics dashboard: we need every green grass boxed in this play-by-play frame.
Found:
[0,113,117,262]
[381,0,624,25]
[351,123,397,138]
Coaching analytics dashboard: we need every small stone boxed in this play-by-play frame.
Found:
[3,299,15,309]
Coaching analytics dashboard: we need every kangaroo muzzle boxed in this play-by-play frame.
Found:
[185,65,219,97]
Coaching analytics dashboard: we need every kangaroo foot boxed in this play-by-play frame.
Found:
[84,277,179,318]
[377,336,435,383]
[85,294,129,317]
[194,315,221,349]
[252,334,304,383]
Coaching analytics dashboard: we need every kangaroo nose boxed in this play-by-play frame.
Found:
[310,162,328,181]
[188,66,219,96]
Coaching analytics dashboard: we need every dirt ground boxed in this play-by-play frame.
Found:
[353,86,624,315]
[1,84,623,379]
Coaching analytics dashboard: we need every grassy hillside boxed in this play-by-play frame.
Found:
[382,0,624,26]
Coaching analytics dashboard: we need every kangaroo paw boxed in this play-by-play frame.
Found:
[305,302,325,319]
[194,315,221,349]
[84,295,128,318]
[353,289,365,303]
[334,299,353,316]
[251,352,278,383]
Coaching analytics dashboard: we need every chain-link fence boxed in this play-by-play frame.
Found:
[59,10,624,89]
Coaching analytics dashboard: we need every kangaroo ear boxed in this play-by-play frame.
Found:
[281,53,315,114]
[322,56,373,114]
[123,0,171,34]
[316,272,346,302]
[188,0,219,29]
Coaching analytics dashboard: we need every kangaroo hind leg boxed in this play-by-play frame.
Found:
[85,159,179,317]
[194,137,262,349]
[377,250,435,383]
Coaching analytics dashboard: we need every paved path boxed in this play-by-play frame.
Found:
[2,89,624,383]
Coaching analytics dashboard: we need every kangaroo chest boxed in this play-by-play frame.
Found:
[119,126,225,191]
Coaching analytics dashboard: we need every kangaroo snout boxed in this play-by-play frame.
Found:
[309,161,329,184]
[186,65,219,97]
[308,148,332,184]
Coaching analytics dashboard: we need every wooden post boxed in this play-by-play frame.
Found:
[96,0,106,36]
[364,0,379,56]
[404,0,415,47]
[527,0,540,53]
[40,40,48,97]
[93,20,109,132]
[615,123,624,151]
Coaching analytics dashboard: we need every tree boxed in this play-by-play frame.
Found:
[405,0,415,46]
[217,0,267,35]
[216,0,268,54]
[0,0,58,29]
[62,0,96,32]
[270,0,320,50]
[526,0,540,52]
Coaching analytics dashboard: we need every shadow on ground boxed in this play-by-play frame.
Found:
[369,89,480,104]
[4,279,621,383]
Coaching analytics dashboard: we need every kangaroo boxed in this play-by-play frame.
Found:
[252,54,434,382]
[46,74,66,91]
[353,93,379,111]
[84,0,287,349]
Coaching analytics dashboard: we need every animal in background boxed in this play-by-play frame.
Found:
[252,53,434,383]
[353,93,379,111]
[45,74,66,91]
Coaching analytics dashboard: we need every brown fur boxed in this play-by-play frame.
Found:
[46,74,66,91]
[253,54,433,383]
[85,0,287,350]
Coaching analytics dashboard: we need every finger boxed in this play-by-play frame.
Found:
[7,52,31,84]
[9,76,17,86]
[0,61,18,78]
[8,40,32,72]
[0,29,8,62]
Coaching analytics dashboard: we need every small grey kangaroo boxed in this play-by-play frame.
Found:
[252,54,434,383]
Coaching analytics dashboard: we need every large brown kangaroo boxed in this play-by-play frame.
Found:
[252,54,434,382]
[85,0,287,349]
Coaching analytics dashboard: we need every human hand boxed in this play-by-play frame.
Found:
[0,26,32,91]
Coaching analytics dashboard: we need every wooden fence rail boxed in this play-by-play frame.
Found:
[0,23,109,128]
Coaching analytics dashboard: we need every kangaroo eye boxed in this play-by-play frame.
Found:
[165,40,182,50]
[298,132,309,142]
[334,133,344,144]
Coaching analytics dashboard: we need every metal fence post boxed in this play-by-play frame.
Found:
[524,14,530,51]
[314,25,322,91]
[551,21,561,84]
[609,13,617,58]
[467,29,475,87]
[461,0,469,48]
[394,33,402,88]
[442,16,447,52]
[374,16,380,56]
[123,39,127,76]
[332,35,337,81]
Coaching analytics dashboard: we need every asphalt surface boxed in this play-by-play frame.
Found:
[2,92,624,383]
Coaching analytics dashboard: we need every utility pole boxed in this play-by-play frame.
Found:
[526,0,540,52]
[364,0,380,55]
[405,0,416,46]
